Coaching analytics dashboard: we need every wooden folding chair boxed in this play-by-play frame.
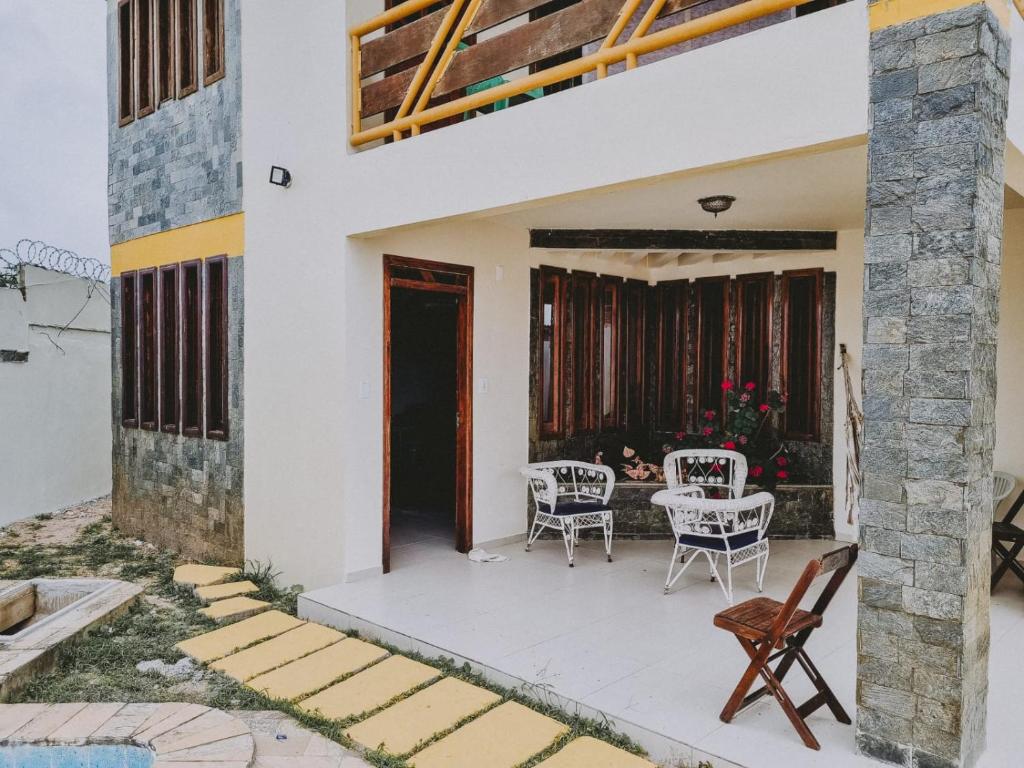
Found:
[992,488,1024,590]
[713,543,858,750]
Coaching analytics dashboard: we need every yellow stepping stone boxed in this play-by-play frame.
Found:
[199,596,271,623]
[211,623,346,682]
[409,701,568,768]
[195,580,260,604]
[535,737,657,768]
[176,610,304,663]
[247,638,389,701]
[299,655,440,721]
[173,564,240,588]
[346,677,500,756]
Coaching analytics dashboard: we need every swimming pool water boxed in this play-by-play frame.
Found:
[0,744,153,768]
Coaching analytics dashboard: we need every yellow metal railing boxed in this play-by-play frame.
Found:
[349,0,813,147]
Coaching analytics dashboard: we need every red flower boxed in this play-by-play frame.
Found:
[776,456,788,467]
[723,441,736,450]
[776,470,789,480]
[759,404,770,413]
[750,466,764,478]
[744,381,756,391]
[721,379,734,391]
[704,409,716,421]
[702,426,713,437]
[674,432,685,440]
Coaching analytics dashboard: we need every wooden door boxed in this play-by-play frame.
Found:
[383,255,474,573]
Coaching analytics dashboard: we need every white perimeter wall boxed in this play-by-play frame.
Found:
[995,208,1024,513]
[0,266,111,524]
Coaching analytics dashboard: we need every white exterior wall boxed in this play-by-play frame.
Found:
[994,208,1024,511]
[0,266,111,524]
[237,0,1021,588]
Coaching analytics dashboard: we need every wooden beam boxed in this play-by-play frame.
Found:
[529,229,838,252]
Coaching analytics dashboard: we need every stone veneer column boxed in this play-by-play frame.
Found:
[859,2,1010,767]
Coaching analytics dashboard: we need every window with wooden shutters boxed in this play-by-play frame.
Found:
[571,271,599,433]
[159,264,179,433]
[654,280,687,431]
[176,0,198,97]
[624,278,646,430]
[205,257,229,439]
[202,0,225,85]
[156,0,175,104]
[781,269,823,441]
[694,277,729,422]
[135,0,155,116]
[735,273,773,399]
[118,0,134,125]
[121,272,138,427]
[538,266,567,438]
[181,259,203,436]
[600,277,621,429]
[138,269,158,430]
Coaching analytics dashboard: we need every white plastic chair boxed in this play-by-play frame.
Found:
[521,461,615,567]
[663,449,748,499]
[652,486,774,604]
[993,471,1016,516]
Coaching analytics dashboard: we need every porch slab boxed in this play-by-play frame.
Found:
[300,538,1024,768]
[298,655,440,721]
[345,677,501,756]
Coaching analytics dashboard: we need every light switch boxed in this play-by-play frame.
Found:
[479,377,489,394]
[495,265,504,282]
[359,380,370,399]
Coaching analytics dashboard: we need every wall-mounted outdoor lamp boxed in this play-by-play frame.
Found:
[269,166,292,188]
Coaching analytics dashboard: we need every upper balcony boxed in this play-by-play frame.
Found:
[349,0,852,148]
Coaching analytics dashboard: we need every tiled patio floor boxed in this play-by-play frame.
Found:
[300,538,1024,768]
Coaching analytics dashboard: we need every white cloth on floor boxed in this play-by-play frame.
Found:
[468,548,509,563]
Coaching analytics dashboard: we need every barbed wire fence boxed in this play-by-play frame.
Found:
[0,240,112,354]
[0,239,111,285]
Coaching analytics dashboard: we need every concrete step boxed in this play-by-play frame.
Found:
[199,596,272,624]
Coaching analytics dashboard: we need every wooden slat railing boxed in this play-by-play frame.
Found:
[351,0,815,147]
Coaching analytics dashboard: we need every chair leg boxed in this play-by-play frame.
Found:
[562,520,575,567]
[603,513,613,562]
[526,516,541,552]
[707,554,732,604]
[756,547,769,592]
[992,539,1024,588]
[665,544,697,593]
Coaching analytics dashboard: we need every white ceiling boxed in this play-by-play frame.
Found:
[491,143,870,233]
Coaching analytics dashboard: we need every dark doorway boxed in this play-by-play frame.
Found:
[390,288,458,559]
[383,256,473,573]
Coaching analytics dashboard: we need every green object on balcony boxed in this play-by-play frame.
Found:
[460,44,543,118]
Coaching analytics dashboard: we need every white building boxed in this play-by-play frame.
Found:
[0,259,112,524]
[106,0,1024,765]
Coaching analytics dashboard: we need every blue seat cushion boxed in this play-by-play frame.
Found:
[539,500,612,517]
[678,527,761,552]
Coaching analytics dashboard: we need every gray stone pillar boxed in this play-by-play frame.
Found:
[859,4,1010,767]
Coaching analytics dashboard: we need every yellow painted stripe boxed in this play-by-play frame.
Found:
[868,0,1009,30]
[110,212,244,276]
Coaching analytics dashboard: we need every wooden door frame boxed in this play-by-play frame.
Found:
[382,254,474,574]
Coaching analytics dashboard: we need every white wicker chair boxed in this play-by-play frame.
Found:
[663,449,748,499]
[521,461,615,567]
[652,486,774,604]
[993,471,1016,516]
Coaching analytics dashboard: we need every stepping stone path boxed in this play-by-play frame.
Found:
[200,595,272,623]
[175,565,658,767]
[195,579,260,603]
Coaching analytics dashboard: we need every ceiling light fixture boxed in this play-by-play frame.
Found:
[698,195,736,217]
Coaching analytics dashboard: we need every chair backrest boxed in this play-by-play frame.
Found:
[993,472,1016,510]
[520,461,615,510]
[657,489,774,545]
[663,449,747,498]
[769,544,858,644]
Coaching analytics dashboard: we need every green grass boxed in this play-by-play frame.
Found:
[1,514,702,767]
